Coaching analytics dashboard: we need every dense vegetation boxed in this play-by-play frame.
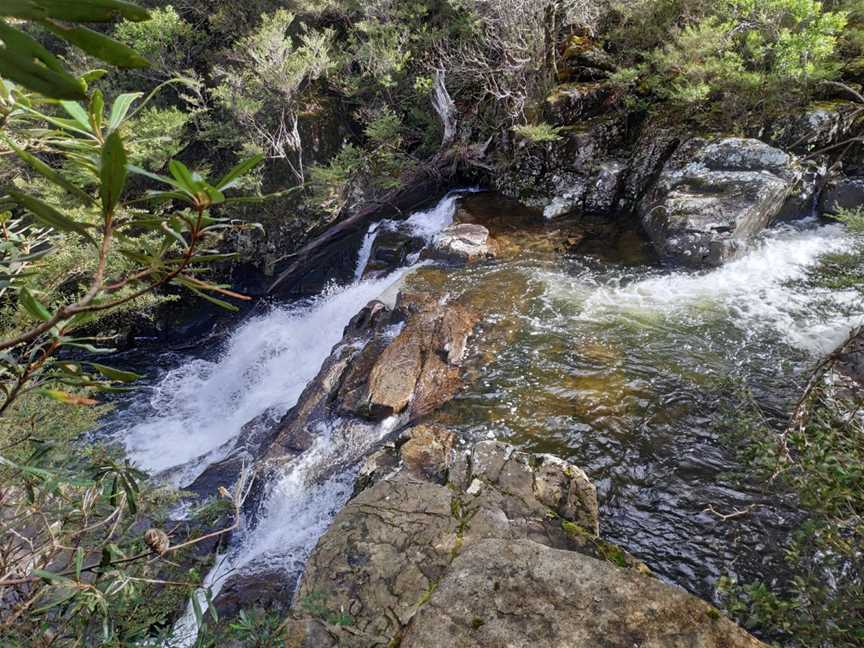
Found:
[1,0,863,645]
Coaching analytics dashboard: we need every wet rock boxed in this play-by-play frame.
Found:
[266,289,480,459]
[496,115,628,215]
[362,228,424,278]
[366,332,424,418]
[214,567,295,618]
[640,137,801,267]
[584,160,626,215]
[424,223,498,264]
[399,425,455,481]
[365,301,480,420]
[622,121,682,209]
[187,409,281,496]
[818,175,864,215]
[401,539,767,648]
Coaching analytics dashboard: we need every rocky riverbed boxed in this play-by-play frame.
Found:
[95,101,864,647]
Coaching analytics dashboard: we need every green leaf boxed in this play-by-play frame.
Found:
[0,0,150,22]
[215,154,264,191]
[108,92,142,132]
[19,287,51,321]
[0,133,95,205]
[89,89,104,133]
[60,100,93,133]
[74,547,85,580]
[168,160,203,195]
[0,21,85,99]
[126,164,182,190]
[100,131,127,217]
[40,21,150,69]
[7,190,96,244]
[89,363,141,383]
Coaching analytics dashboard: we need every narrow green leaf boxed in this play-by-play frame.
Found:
[0,0,150,22]
[168,160,203,194]
[74,547,85,580]
[7,190,96,244]
[100,131,127,217]
[0,134,95,205]
[60,101,93,133]
[19,287,52,321]
[214,154,264,191]
[126,164,183,190]
[89,89,104,133]
[89,363,141,383]
[40,21,150,69]
[108,92,142,132]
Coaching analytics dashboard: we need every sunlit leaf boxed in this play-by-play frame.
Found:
[19,287,52,321]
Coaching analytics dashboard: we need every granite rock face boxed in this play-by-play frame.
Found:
[640,137,801,267]
[283,437,765,648]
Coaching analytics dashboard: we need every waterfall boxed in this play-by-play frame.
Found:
[106,191,472,646]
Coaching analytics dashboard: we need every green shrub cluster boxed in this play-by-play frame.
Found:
[607,0,855,127]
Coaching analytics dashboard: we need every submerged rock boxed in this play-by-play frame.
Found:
[640,137,800,267]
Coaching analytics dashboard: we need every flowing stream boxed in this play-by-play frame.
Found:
[100,190,864,641]
[100,192,468,645]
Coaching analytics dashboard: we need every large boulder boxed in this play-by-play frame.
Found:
[289,440,603,644]
[401,539,766,648]
[640,137,801,267]
[284,438,765,648]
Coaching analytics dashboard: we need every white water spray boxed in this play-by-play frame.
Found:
[147,192,468,645]
[545,221,862,355]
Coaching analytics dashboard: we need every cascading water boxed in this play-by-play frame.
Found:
[99,192,468,646]
[101,186,864,641]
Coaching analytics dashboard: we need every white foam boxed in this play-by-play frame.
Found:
[160,192,468,645]
[556,222,862,355]
[121,275,410,483]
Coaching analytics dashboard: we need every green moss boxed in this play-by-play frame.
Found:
[471,617,486,630]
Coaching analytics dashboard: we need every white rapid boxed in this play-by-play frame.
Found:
[547,219,862,355]
[129,192,469,646]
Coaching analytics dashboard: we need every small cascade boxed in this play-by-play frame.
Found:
[103,191,473,645]
[575,219,859,353]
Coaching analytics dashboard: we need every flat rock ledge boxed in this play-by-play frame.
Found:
[282,435,766,648]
